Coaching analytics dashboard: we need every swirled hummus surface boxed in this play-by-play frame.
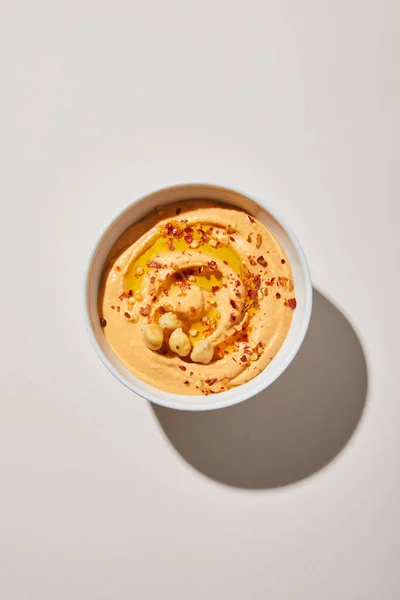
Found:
[99,200,297,395]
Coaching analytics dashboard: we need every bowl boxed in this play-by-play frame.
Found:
[84,183,312,411]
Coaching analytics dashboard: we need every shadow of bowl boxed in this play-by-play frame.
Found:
[151,289,368,489]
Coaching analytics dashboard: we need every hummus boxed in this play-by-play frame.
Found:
[99,200,296,395]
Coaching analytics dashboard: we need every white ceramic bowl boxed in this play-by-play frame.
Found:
[84,184,312,411]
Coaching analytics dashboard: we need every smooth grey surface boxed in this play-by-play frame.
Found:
[1,1,399,599]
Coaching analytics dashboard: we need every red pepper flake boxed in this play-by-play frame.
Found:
[176,207,182,215]
[147,260,163,269]
[127,289,134,297]
[281,259,286,264]
[159,306,166,314]
[140,305,150,316]
[235,280,240,287]
[175,272,183,281]
[276,293,281,299]
[165,222,173,231]
[184,381,189,385]
[150,276,156,283]
[257,256,268,267]
[116,306,120,312]
[212,286,220,293]
[247,215,255,224]
[111,305,115,310]
[230,299,237,309]
[179,365,187,371]
[236,292,242,298]
[230,313,237,322]
[240,355,248,362]
[208,260,217,270]
[115,266,121,272]
[287,298,297,309]
[124,312,131,318]
[229,236,235,242]
[253,274,261,289]
[203,327,216,337]
[100,317,107,327]
[119,292,127,300]
[168,242,175,251]
[247,289,257,299]
[184,234,193,244]
[223,260,228,265]
[199,229,208,242]
[190,371,194,376]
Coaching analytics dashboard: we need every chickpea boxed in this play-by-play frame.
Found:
[159,312,182,331]
[190,339,214,364]
[142,324,164,351]
[169,328,191,357]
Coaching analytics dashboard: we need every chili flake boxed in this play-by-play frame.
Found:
[286,298,297,309]
[257,256,268,267]
[147,260,163,269]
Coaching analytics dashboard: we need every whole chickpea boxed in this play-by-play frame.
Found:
[159,312,182,331]
[142,324,164,351]
[190,339,214,364]
[169,328,191,357]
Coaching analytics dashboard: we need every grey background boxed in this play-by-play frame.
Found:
[1,1,399,598]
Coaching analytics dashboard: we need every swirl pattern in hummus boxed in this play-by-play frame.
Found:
[99,200,296,395]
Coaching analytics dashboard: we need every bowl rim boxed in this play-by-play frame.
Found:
[84,182,313,411]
